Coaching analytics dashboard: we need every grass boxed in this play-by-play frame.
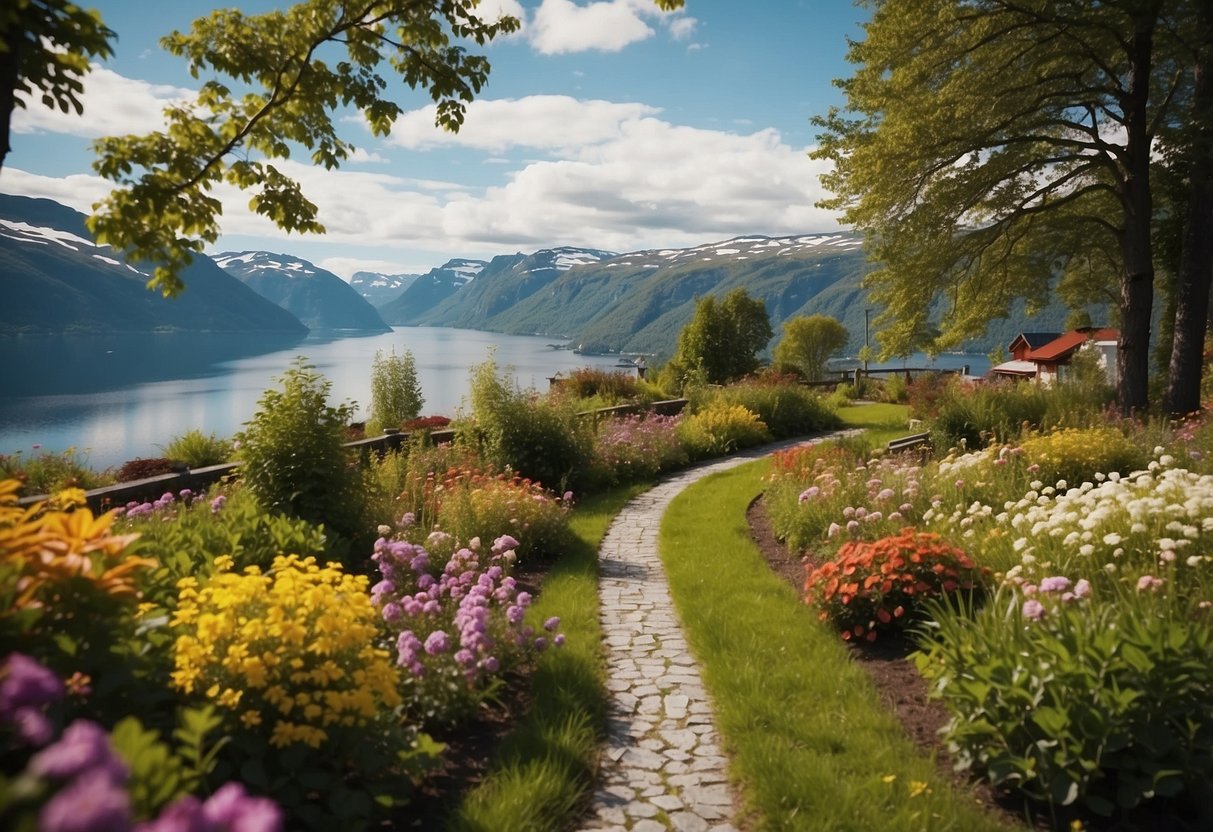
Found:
[446,483,649,831]
[658,457,1026,831]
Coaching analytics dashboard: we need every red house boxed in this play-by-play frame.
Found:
[990,328,1119,385]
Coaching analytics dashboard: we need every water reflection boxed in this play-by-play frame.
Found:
[0,328,626,469]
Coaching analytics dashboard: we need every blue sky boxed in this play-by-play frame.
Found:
[1,0,868,279]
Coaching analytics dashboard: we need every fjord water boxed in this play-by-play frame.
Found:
[0,327,629,471]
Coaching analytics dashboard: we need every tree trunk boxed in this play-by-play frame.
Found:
[1116,11,1159,416]
[1163,0,1213,417]
[0,21,24,172]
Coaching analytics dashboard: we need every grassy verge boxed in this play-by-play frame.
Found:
[837,402,912,446]
[447,484,648,831]
[659,457,1025,831]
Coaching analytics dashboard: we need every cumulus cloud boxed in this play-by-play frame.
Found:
[0,168,111,212]
[12,65,194,138]
[386,95,660,152]
[528,0,697,54]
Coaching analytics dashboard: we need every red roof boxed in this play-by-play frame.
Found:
[1026,328,1119,362]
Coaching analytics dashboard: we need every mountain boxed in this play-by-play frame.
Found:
[401,234,1097,360]
[376,258,487,323]
[402,248,617,329]
[350,270,420,306]
[213,251,391,332]
[0,194,308,335]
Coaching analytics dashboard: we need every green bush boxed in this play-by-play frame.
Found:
[161,429,233,468]
[367,348,424,434]
[461,358,591,492]
[120,487,330,605]
[917,586,1213,824]
[677,402,771,459]
[0,446,112,495]
[929,379,1051,450]
[1018,426,1147,487]
[709,379,840,439]
[235,358,366,542]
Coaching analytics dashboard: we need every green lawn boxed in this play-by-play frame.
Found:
[658,457,1026,831]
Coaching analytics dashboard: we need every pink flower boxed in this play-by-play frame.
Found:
[1136,575,1163,592]
[1073,579,1091,599]
[1021,600,1045,620]
[827,522,842,538]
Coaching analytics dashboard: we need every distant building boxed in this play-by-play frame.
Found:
[990,328,1119,385]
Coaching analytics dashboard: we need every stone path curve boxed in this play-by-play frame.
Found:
[578,438,830,832]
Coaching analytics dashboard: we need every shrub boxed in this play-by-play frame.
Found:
[804,530,987,642]
[393,465,573,561]
[170,554,414,827]
[115,457,178,482]
[1017,426,1146,487]
[0,446,112,495]
[677,403,771,459]
[917,583,1213,823]
[588,412,687,487]
[160,429,233,468]
[462,358,591,491]
[367,348,424,434]
[929,380,1051,450]
[555,367,645,403]
[765,445,925,551]
[235,359,366,541]
[371,533,564,727]
[402,415,451,432]
[118,487,330,604]
[709,379,840,439]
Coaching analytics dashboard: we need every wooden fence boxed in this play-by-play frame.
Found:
[17,400,689,512]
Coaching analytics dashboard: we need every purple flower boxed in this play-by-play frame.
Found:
[1039,576,1072,593]
[424,631,450,655]
[554,634,566,647]
[543,616,561,632]
[534,637,549,652]
[492,534,520,554]
[135,796,207,832]
[381,602,404,623]
[0,652,64,715]
[202,782,283,832]
[1021,599,1046,621]
[30,720,126,782]
[1073,579,1091,599]
[562,491,574,503]
[480,656,500,673]
[516,591,532,607]
[506,605,524,624]
[209,495,226,515]
[399,511,416,528]
[39,767,132,832]
[454,649,475,668]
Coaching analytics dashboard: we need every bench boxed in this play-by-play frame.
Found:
[886,431,931,453]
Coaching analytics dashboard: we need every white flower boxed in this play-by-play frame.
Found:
[1103,532,1122,546]
[1187,556,1203,568]
[1159,538,1178,551]
[1159,454,1174,467]
[1160,550,1177,563]
[1079,544,1095,557]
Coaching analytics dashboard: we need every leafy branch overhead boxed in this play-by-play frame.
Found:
[86,0,531,297]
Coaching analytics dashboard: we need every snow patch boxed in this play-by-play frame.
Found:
[0,220,96,251]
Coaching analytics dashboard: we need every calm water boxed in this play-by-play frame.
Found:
[0,327,631,470]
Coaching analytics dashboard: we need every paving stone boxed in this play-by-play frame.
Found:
[670,813,711,832]
[624,801,659,819]
[576,435,847,832]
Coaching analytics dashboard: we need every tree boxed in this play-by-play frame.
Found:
[773,314,850,381]
[670,288,773,385]
[0,0,113,170]
[1,0,683,297]
[813,0,1199,415]
[368,347,423,432]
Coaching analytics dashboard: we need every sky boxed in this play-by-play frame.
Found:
[1,0,869,280]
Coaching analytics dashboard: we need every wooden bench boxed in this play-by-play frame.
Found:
[887,431,931,453]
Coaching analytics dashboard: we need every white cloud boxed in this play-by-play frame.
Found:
[12,65,194,138]
[529,0,654,54]
[387,95,660,152]
[347,147,388,164]
[0,168,111,212]
[317,257,430,281]
[665,15,697,40]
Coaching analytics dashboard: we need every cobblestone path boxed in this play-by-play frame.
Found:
[578,439,829,832]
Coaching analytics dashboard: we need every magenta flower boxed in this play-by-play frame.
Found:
[0,652,64,714]
[30,720,127,782]
[543,616,561,632]
[1039,576,1072,594]
[39,767,132,832]
[201,782,283,832]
